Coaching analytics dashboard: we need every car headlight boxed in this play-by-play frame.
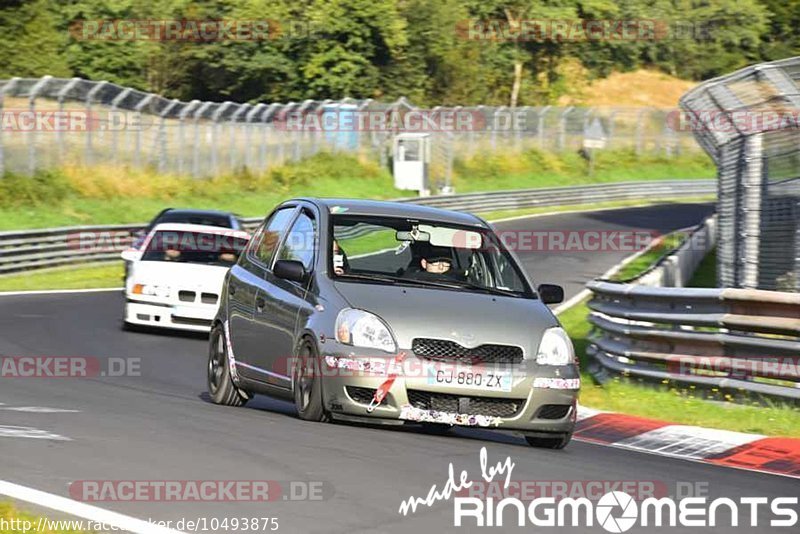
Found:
[132,283,171,298]
[335,308,397,353]
[535,327,575,366]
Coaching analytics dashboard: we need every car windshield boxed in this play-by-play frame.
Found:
[141,230,247,267]
[331,215,532,297]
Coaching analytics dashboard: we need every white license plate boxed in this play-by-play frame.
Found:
[427,369,513,392]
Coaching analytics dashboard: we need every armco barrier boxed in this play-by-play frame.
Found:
[586,281,800,402]
[0,179,714,275]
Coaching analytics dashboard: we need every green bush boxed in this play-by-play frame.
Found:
[0,170,73,207]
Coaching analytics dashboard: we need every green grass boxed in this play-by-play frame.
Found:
[453,147,713,193]
[0,262,122,291]
[0,501,90,533]
[0,149,714,231]
[609,230,689,282]
[557,300,800,437]
[687,247,717,287]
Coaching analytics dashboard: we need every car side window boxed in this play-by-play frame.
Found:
[276,211,316,272]
[249,208,296,267]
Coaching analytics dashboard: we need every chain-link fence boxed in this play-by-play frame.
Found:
[0,75,702,188]
[680,56,800,291]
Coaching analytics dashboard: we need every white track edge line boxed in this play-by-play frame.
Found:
[0,480,186,534]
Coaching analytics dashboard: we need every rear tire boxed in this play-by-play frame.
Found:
[292,340,329,422]
[207,323,247,407]
[525,433,572,449]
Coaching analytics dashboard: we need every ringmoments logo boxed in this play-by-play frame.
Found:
[397,447,800,530]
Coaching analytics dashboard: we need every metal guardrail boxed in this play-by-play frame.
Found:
[586,281,800,402]
[0,179,714,275]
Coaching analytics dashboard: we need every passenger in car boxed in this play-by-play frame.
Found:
[332,240,349,275]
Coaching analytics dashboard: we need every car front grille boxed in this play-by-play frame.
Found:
[346,386,387,406]
[200,292,219,304]
[407,389,523,418]
[178,290,196,302]
[535,404,572,420]
[412,338,523,365]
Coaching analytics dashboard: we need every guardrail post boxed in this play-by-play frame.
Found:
[229,104,250,171]
[245,103,266,171]
[132,94,154,168]
[191,102,212,177]
[635,108,647,155]
[606,110,618,149]
[211,101,234,176]
[741,133,764,289]
[55,77,81,166]
[177,100,199,175]
[537,106,550,149]
[492,106,506,151]
[157,99,179,173]
[261,104,281,171]
[109,88,131,165]
[0,77,19,176]
[85,81,108,166]
[558,107,574,152]
[27,75,52,175]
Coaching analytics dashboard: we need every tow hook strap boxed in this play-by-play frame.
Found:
[367,352,406,413]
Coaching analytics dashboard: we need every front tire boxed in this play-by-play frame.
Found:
[292,340,328,422]
[207,323,247,407]
[525,433,572,449]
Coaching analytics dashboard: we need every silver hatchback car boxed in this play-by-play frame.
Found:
[208,198,579,448]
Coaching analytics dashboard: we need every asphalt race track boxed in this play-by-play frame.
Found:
[2,202,797,534]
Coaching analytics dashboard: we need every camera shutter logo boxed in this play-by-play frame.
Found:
[596,491,638,533]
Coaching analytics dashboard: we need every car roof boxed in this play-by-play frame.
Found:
[161,208,236,218]
[296,198,486,227]
[149,223,249,238]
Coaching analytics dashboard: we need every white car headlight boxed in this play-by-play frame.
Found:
[535,327,575,366]
[335,308,397,353]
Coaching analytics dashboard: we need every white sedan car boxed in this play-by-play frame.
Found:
[121,223,249,332]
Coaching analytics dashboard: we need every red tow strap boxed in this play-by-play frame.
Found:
[367,351,406,413]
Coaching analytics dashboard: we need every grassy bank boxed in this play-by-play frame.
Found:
[0,149,713,231]
[0,263,123,292]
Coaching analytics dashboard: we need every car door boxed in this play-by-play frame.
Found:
[228,206,298,382]
[250,208,318,386]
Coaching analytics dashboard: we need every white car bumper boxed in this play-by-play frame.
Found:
[124,299,216,332]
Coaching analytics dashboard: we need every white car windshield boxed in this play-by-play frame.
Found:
[331,215,531,297]
[141,230,247,267]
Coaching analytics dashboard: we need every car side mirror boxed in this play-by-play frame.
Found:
[274,259,307,283]
[537,284,564,305]
[120,248,142,262]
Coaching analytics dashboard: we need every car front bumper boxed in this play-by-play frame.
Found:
[124,298,216,332]
[318,343,579,435]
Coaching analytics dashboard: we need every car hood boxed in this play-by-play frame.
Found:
[128,261,230,291]
[333,281,559,357]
